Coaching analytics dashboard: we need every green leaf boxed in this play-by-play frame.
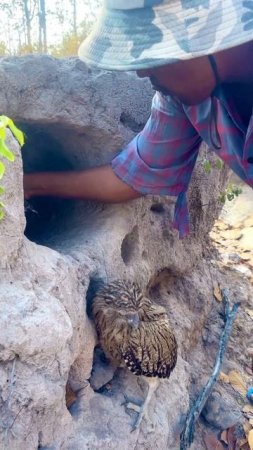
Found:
[218,193,226,204]
[0,127,6,140]
[0,116,25,220]
[0,115,25,147]
[203,160,212,174]
[0,116,9,128]
[7,119,25,147]
[0,138,15,162]
[233,186,242,196]
[0,201,5,220]
[215,159,223,170]
[227,193,234,201]
[0,161,5,179]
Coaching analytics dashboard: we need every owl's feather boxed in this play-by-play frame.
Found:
[92,280,177,378]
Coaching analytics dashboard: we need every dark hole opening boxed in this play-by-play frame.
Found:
[121,225,139,265]
[21,123,77,245]
[85,276,105,319]
[150,203,165,214]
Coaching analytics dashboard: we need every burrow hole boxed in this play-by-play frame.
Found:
[20,122,113,248]
[121,225,140,265]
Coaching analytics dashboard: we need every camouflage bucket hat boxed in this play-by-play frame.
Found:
[78,0,253,71]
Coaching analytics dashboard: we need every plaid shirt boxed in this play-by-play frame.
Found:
[112,87,253,238]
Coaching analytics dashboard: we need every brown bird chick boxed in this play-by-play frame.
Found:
[92,280,178,431]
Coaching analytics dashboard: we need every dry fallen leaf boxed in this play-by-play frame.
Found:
[228,370,247,397]
[204,433,224,450]
[65,384,77,409]
[240,442,250,450]
[244,406,253,413]
[248,429,253,450]
[214,220,229,231]
[245,309,253,319]
[244,420,253,435]
[249,419,253,426]
[213,285,223,302]
[240,253,251,262]
[220,371,230,383]
[227,425,237,450]
[238,438,250,448]
[243,413,253,421]
[243,405,253,419]
[240,444,251,450]
[220,430,228,444]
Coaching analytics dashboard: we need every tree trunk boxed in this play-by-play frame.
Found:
[71,0,77,38]
[39,0,47,52]
[23,0,32,46]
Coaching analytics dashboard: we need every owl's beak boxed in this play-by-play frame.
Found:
[127,312,140,329]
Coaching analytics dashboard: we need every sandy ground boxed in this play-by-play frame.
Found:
[210,182,253,282]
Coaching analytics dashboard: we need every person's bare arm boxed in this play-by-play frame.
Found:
[23,164,141,203]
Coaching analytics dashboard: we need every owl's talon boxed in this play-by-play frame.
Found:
[125,401,142,414]
[121,396,145,431]
[130,404,145,432]
[122,394,142,411]
[121,395,144,430]
[121,394,130,407]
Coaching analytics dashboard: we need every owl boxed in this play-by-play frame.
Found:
[92,280,177,430]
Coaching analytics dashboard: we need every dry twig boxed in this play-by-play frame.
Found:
[180,289,240,450]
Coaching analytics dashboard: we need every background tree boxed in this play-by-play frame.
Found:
[38,0,47,52]
[0,0,102,57]
[71,0,77,38]
[0,42,8,57]
[21,0,38,51]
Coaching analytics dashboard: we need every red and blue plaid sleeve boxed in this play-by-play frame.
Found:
[112,92,202,237]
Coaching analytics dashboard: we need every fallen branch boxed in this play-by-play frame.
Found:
[180,288,240,450]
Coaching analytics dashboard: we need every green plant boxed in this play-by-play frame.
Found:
[203,157,223,174]
[203,156,242,204]
[0,116,24,220]
[218,183,243,204]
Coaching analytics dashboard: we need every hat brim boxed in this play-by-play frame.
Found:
[78,1,253,71]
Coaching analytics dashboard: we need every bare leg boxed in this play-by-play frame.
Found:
[124,377,159,432]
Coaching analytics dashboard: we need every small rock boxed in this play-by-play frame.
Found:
[228,253,242,263]
[201,391,242,430]
[89,347,115,391]
[219,253,241,265]
[234,264,252,278]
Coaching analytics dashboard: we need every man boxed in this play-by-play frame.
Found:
[24,0,253,237]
